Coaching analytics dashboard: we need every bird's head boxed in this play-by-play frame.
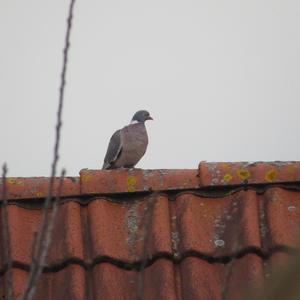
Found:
[131,110,153,123]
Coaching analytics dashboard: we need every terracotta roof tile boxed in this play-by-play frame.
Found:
[1,161,300,299]
[199,161,300,186]
[1,254,294,300]
[80,169,200,194]
[0,177,80,200]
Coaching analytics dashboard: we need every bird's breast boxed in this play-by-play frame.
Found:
[117,123,148,167]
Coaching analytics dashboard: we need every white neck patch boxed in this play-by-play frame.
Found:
[130,120,139,124]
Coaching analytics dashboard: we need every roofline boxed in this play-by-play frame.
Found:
[0,161,300,201]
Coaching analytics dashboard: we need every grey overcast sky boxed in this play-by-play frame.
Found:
[1,0,300,177]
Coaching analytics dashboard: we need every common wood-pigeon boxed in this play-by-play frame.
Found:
[102,110,153,169]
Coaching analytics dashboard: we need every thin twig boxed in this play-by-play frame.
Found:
[22,170,66,300]
[22,0,76,299]
[138,192,158,300]
[1,163,14,300]
[41,169,66,264]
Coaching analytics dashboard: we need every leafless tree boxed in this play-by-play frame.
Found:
[1,163,14,300]
[21,1,77,299]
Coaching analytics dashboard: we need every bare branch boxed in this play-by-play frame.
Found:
[22,0,77,299]
[23,170,66,300]
[41,169,66,265]
[1,163,14,300]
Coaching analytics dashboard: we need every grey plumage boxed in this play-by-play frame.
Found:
[102,110,153,170]
[102,130,122,170]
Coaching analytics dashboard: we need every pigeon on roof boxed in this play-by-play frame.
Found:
[102,110,153,169]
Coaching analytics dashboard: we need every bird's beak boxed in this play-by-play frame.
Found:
[147,116,153,121]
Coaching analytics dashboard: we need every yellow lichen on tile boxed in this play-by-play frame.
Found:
[127,176,137,192]
[81,173,92,184]
[237,169,251,181]
[7,178,25,185]
[223,173,233,183]
[7,178,16,184]
[265,169,278,182]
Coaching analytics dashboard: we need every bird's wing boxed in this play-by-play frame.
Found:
[102,129,123,169]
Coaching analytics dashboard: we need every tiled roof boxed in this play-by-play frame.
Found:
[1,162,300,299]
